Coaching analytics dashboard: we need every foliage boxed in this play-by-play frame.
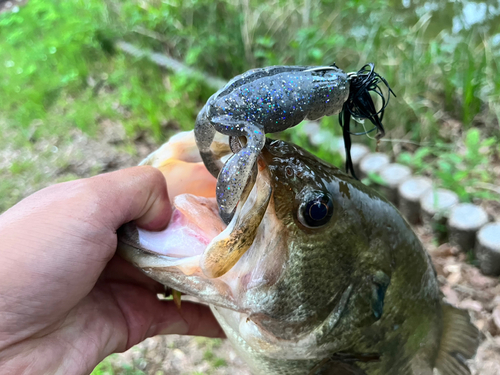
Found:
[397,128,498,201]
[91,357,115,375]
[0,0,499,204]
[112,0,500,138]
[0,0,212,143]
[0,1,110,132]
[194,337,227,373]
[1,0,499,141]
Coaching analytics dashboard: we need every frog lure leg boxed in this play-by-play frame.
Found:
[195,63,394,224]
[196,111,265,224]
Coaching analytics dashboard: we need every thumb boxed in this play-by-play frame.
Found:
[87,166,172,231]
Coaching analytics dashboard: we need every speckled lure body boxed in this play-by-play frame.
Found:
[195,65,350,223]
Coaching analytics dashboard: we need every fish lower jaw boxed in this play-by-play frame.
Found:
[213,307,332,361]
[117,194,226,276]
[117,236,204,276]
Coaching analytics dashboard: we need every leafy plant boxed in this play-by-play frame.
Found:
[397,128,498,201]
[91,358,115,375]
[195,338,227,372]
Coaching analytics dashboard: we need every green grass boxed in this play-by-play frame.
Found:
[91,357,115,375]
[90,354,151,375]
[195,338,227,373]
[1,0,499,207]
[0,0,213,144]
[398,128,499,201]
[2,0,499,139]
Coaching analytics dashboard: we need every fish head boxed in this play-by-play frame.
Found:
[234,139,396,352]
[118,131,421,360]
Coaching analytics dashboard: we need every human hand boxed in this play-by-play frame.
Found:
[0,166,223,375]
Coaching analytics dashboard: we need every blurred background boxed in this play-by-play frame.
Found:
[0,0,499,374]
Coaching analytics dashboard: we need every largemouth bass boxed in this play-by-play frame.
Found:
[118,131,479,375]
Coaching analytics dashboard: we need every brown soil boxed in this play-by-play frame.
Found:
[416,226,500,375]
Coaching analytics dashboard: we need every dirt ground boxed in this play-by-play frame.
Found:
[3,121,499,374]
[417,227,500,375]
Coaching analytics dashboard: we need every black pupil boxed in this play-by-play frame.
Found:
[309,201,328,221]
[302,194,333,227]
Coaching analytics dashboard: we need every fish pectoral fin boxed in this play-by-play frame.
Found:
[308,352,380,375]
[434,303,481,375]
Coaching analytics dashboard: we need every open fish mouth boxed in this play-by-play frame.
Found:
[117,131,284,312]
[118,193,224,276]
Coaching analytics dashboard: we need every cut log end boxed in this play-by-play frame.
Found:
[420,189,459,238]
[476,222,500,276]
[420,188,459,218]
[397,176,432,225]
[378,163,412,205]
[448,203,489,252]
[359,153,390,180]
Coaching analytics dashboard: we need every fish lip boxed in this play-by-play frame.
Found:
[123,179,258,262]
[117,182,286,314]
[116,167,279,292]
[116,130,287,312]
[117,222,204,273]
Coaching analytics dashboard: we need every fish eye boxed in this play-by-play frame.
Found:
[298,192,334,227]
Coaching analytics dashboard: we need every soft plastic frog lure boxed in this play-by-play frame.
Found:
[195,63,394,223]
